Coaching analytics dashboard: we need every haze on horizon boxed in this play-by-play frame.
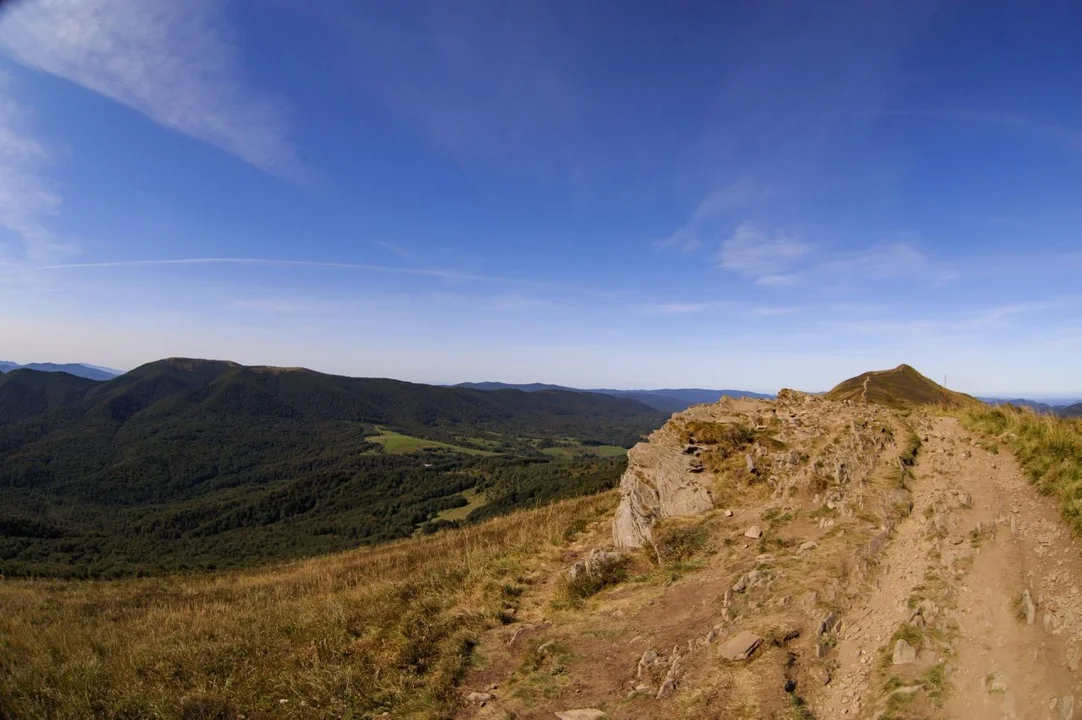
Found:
[1,0,1079,396]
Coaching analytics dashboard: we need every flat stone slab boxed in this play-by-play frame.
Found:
[718,631,763,661]
[554,710,608,720]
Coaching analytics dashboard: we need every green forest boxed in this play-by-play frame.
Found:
[0,360,664,577]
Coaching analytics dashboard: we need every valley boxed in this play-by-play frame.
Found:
[0,359,666,577]
[2,364,1080,718]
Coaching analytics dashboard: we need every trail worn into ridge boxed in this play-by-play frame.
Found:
[458,406,1082,719]
[813,416,1082,718]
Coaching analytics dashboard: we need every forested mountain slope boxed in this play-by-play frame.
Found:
[0,359,666,577]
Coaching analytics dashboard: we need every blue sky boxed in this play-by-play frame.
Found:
[0,0,1080,395]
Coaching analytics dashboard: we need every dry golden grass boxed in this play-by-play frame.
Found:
[963,405,1082,531]
[0,491,618,719]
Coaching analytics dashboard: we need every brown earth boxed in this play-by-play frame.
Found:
[456,399,1081,720]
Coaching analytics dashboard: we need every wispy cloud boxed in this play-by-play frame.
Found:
[642,301,715,315]
[718,223,811,285]
[654,181,761,252]
[0,72,69,263]
[33,257,493,282]
[820,240,957,286]
[0,0,300,178]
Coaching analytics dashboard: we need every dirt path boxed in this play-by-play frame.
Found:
[813,417,1081,719]
[458,410,1082,720]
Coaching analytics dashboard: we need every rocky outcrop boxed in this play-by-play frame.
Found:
[612,423,716,547]
[613,391,894,548]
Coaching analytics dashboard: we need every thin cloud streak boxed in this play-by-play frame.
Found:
[0,73,71,263]
[30,256,634,305]
[34,257,493,282]
[0,0,301,178]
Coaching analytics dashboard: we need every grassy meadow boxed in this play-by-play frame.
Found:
[0,492,618,719]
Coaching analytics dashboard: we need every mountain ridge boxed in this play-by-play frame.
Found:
[825,363,982,409]
[0,361,121,381]
[454,381,773,413]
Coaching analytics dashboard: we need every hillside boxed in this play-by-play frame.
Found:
[0,359,666,577]
[1062,403,1082,418]
[826,363,982,409]
[4,382,1082,718]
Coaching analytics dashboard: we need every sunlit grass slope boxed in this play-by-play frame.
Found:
[964,405,1082,530]
[826,363,981,410]
[0,491,617,719]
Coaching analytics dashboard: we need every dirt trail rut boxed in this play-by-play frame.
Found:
[814,417,1082,719]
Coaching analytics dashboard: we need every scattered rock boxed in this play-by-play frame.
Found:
[1060,695,1075,720]
[467,692,495,704]
[732,569,762,593]
[799,541,818,552]
[554,710,607,720]
[744,525,763,539]
[1021,589,1037,625]
[818,611,841,635]
[815,642,830,658]
[724,509,734,517]
[719,631,763,661]
[508,622,551,649]
[892,638,917,665]
[637,649,663,680]
[812,665,832,685]
[537,640,556,655]
[568,548,623,583]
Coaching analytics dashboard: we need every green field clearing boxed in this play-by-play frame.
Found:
[541,443,627,458]
[432,487,489,522]
[367,429,495,456]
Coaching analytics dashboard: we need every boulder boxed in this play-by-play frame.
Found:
[466,692,495,704]
[744,525,763,539]
[568,548,622,582]
[892,639,917,665]
[719,631,763,661]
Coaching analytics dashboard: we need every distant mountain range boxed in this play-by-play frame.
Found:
[453,382,773,413]
[0,361,121,382]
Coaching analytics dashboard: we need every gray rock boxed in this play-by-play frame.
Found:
[818,612,841,635]
[467,691,495,704]
[889,488,913,516]
[568,548,623,583]
[744,525,763,539]
[718,631,763,661]
[815,642,830,658]
[554,710,607,720]
[1060,695,1075,720]
[892,639,917,665]
[612,430,716,548]
[1021,589,1036,625]
[508,621,551,647]
[732,569,762,593]
[724,509,734,517]
[636,649,663,680]
[799,541,818,552]
[746,454,758,473]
